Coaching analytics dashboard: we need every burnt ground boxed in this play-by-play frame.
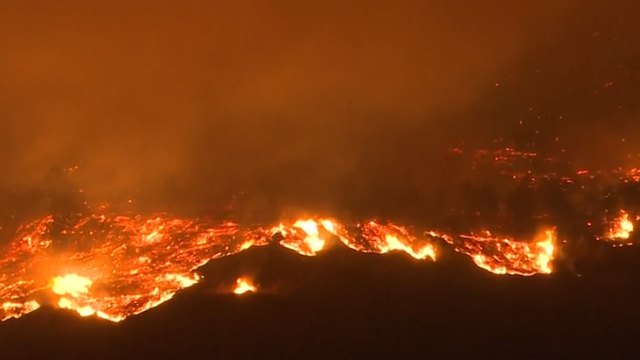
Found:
[2,240,640,359]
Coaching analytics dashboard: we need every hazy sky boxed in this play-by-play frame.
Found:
[0,0,636,207]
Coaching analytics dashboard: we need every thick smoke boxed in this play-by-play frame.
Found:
[0,0,636,215]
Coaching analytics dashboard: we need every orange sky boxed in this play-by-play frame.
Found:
[0,0,635,202]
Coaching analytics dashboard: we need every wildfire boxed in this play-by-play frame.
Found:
[606,211,634,241]
[1,300,40,321]
[449,229,556,276]
[51,274,93,297]
[337,221,438,261]
[275,219,336,256]
[233,278,256,295]
[0,212,558,323]
[9,145,640,324]
[0,214,240,323]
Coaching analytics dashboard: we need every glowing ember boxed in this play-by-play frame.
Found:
[449,230,556,276]
[337,221,438,260]
[607,211,634,241]
[1,300,40,321]
[233,278,256,295]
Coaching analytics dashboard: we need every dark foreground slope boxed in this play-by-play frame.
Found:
[2,242,640,359]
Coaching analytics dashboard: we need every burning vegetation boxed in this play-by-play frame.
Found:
[1,144,640,323]
[233,278,256,295]
[605,210,634,241]
[0,211,566,323]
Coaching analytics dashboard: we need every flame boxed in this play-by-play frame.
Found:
[10,146,640,322]
[0,214,240,322]
[451,229,556,276]
[50,274,103,319]
[0,212,558,323]
[276,219,337,256]
[233,277,256,295]
[1,300,40,321]
[51,274,93,297]
[607,211,634,241]
[337,221,437,260]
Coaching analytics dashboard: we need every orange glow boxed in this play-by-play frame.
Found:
[337,221,438,260]
[1,212,559,323]
[276,218,338,256]
[606,210,634,241]
[0,214,243,322]
[1,300,40,321]
[450,229,556,276]
[233,277,256,295]
[51,274,93,297]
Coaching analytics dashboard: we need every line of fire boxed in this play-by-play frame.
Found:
[2,146,639,323]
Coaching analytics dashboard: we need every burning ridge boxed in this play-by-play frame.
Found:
[3,208,612,324]
[2,146,639,323]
